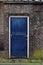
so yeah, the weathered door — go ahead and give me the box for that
[9,16,29,58]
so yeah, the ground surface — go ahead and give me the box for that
[0,63,43,65]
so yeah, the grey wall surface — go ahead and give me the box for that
[0,1,43,58]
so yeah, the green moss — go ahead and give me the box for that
[33,50,43,60]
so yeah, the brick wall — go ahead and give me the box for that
[0,1,43,58]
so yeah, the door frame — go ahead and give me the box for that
[9,16,29,58]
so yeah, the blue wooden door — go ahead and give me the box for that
[10,17,27,58]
